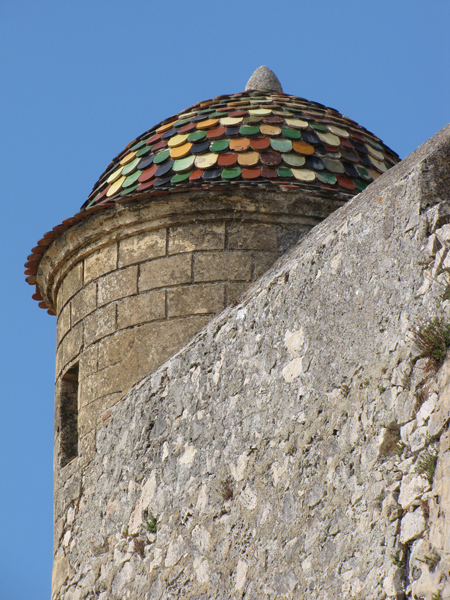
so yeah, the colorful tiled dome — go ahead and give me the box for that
[25,67,400,307]
[82,76,399,211]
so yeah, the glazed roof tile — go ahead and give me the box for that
[26,87,400,312]
[78,90,399,211]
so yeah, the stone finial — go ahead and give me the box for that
[245,66,283,93]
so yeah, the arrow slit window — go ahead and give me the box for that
[59,363,79,467]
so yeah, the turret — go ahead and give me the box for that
[25,69,399,583]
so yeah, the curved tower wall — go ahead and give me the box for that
[37,189,344,477]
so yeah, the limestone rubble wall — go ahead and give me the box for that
[53,125,450,600]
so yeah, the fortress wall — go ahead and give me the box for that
[53,126,450,599]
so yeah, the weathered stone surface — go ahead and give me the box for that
[135,316,212,369]
[70,282,97,325]
[58,262,83,309]
[97,266,138,306]
[118,229,166,267]
[84,243,117,284]
[83,303,116,346]
[398,473,428,508]
[227,222,278,251]
[96,327,135,372]
[252,250,280,278]
[227,282,249,305]
[52,551,72,597]
[193,251,252,282]
[245,65,283,92]
[383,565,404,598]
[59,322,83,374]
[139,254,191,291]
[52,126,450,600]
[79,364,125,408]
[78,392,122,437]
[169,223,225,254]
[167,283,225,317]
[78,345,97,380]
[400,509,427,544]
[117,289,166,329]
[416,393,438,426]
[57,302,71,346]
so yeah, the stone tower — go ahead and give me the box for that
[25,67,399,595]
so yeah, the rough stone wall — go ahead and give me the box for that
[53,125,450,600]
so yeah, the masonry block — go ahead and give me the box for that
[139,254,192,291]
[55,348,63,379]
[78,345,98,380]
[57,302,71,347]
[79,363,125,409]
[97,328,136,372]
[137,316,212,375]
[117,289,166,329]
[71,282,97,325]
[167,283,225,317]
[169,223,225,254]
[60,322,83,374]
[119,229,166,267]
[97,266,138,307]
[78,401,98,438]
[84,244,117,284]
[84,304,116,347]
[193,251,252,282]
[227,222,278,251]
[58,262,83,310]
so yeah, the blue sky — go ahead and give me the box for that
[1,2,449,598]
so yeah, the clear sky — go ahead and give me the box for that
[1,2,449,599]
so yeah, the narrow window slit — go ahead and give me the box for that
[59,363,79,467]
